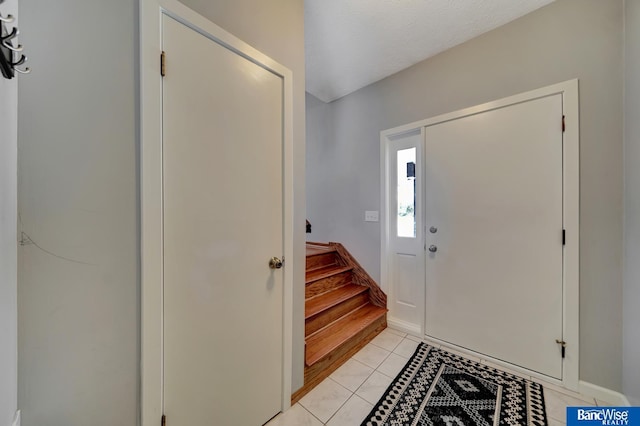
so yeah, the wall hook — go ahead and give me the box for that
[11,54,25,67]
[0,3,30,79]
[2,40,22,52]
[1,25,16,40]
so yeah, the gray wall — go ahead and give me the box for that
[306,0,624,392]
[306,93,333,243]
[17,2,305,426]
[0,1,18,424]
[623,0,640,406]
[178,0,307,394]
[18,1,138,425]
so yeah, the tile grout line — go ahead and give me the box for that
[370,341,401,353]
[324,377,366,425]
[351,362,377,396]
[298,402,326,425]
[322,377,353,425]
[349,339,402,408]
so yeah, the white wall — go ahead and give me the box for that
[0,1,18,424]
[623,0,640,406]
[306,0,625,392]
[17,1,138,425]
[178,0,306,393]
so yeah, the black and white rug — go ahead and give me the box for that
[361,343,547,426]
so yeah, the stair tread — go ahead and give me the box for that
[306,265,353,283]
[306,244,337,257]
[305,284,368,319]
[306,261,339,274]
[305,304,387,366]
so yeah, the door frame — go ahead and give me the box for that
[380,80,579,391]
[140,1,295,425]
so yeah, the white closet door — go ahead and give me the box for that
[162,14,284,425]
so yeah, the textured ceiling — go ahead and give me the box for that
[305,0,555,102]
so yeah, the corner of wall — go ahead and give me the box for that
[11,410,20,426]
[579,381,631,406]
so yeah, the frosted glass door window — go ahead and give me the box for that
[397,148,416,238]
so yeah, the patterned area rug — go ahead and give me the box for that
[361,343,547,426]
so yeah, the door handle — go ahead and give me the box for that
[269,257,283,269]
[428,245,438,253]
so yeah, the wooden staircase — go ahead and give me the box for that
[292,242,387,402]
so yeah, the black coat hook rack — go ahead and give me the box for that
[0,0,30,79]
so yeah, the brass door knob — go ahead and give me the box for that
[269,257,283,269]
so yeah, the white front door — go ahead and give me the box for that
[424,94,564,379]
[162,14,284,425]
[383,130,425,335]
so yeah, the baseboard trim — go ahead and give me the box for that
[387,317,422,337]
[579,381,630,406]
[11,410,20,426]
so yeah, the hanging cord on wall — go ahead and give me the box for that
[0,0,30,79]
[18,215,95,266]
[19,231,95,266]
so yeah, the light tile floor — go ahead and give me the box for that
[267,327,608,426]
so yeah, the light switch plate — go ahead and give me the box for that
[365,211,379,222]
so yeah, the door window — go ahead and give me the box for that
[397,147,416,238]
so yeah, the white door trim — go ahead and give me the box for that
[140,1,295,425]
[380,80,579,391]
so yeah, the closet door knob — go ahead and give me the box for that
[269,257,283,269]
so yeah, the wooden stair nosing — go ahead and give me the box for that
[305,303,388,366]
[305,265,353,284]
[305,290,370,337]
[306,253,339,273]
[306,246,337,255]
[305,284,368,319]
[305,260,341,275]
[306,243,335,250]
[305,270,354,299]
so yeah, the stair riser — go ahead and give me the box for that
[293,317,387,403]
[305,271,352,299]
[306,252,338,271]
[305,292,370,337]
